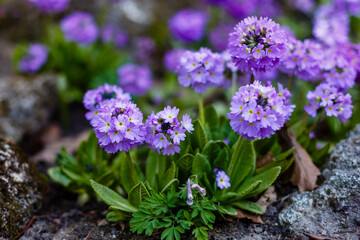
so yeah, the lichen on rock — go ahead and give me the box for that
[0,138,46,239]
[279,124,360,239]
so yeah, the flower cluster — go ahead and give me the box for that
[117,64,153,96]
[145,106,193,155]
[134,37,155,64]
[90,99,146,153]
[228,16,287,73]
[83,84,131,123]
[27,0,69,13]
[168,9,207,44]
[101,24,128,47]
[227,81,294,140]
[163,49,185,73]
[186,179,206,206]
[209,24,233,52]
[214,169,231,189]
[280,38,323,81]
[18,44,48,74]
[304,83,353,123]
[60,12,98,45]
[177,47,225,93]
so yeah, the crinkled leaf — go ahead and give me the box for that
[190,120,208,152]
[106,211,129,222]
[232,200,263,214]
[128,182,150,208]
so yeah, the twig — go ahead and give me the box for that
[16,215,37,239]
[84,227,96,240]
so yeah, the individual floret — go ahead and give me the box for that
[227,81,295,140]
[18,44,48,74]
[215,170,231,189]
[145,106,193,155]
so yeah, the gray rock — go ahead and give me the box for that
[0,138,46,239]
[279,125,360,239]
[0,74,57,142]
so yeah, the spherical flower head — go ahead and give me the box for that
[27,0,69,13]
[101,24,128,47]
[209,24,233,51]
[280,38,323,81]
[304,83,353,123]
[91,99,146,153]
[321,45,357,91]
[177,47,225,93]
[163,48,186,73]
[83,84,131,123]
[168,9,207,43]
[227,80,295,140]
[117,64,153,96]
[228,16,288,74]
[18,43,48,74]
[215,170,231,189]
[60,11,98,45]
[145,106,193,156]
[313,3,349,46]
[134,37,155,64]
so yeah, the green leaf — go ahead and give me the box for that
[233,180,262,202]
[242,166,281,198]
[145,151,159,190]
[274,147,295,161]
[255,156,294,175]
[106,211,129,222]
[191,153,212,180]
[119,153,137,193]
[190,120,208,151]
[47,167,72,187]
[161,179,179,193]
[159,161,177,191]
[90,180,137,212]
[192,226,209,240]
[228,138,256,191]
[61,167,88,184]
[312,143,330,167]
[204,105,219,126]
[128,182,151,208]
[175,154,194,177]
[232,200,263,214]
[217,205,238,216]
[202,140,230,170]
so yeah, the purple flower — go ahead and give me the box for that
[145,106,193,156]
[163,49,186,72]
[215,170,231,189]
[177,47,225,93]
[227,81,295,140]
[294,0,315,13]
[101,24,128,47]
[222,50,238,73]
[209,24,233,51]
[313,3,349,46]
[117,64,153,96]
[83,84,131,123]
[191,184,206,196]
[134,37,155,64]
[18,44,48,74]
[90,99,146,153]
[304,83,353,123]
[168,9,207,43]
[224,0,281,20]
[280,38,323,81]
[27,0,69,13]
[186,179,193,205]
[60,11,98,45]
[228,16,288,74]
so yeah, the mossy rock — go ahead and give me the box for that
[0,138,46,239]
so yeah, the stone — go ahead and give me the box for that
[0,138,46,239]
[0,74,57,142]
[279,125,360,240]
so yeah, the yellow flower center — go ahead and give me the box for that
[106,123,110,127]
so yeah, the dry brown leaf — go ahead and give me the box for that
[235,209,264,224]
[31,130,89,164]
[278,126,321,192]
[256,186,277,213]
[256,151,275,169]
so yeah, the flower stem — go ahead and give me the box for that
[250,73,255,84]
[306,110,325,135]
[125,151,139,184]
[287,73,295,90]
[198,95,205,125]
[231,71,238,95]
